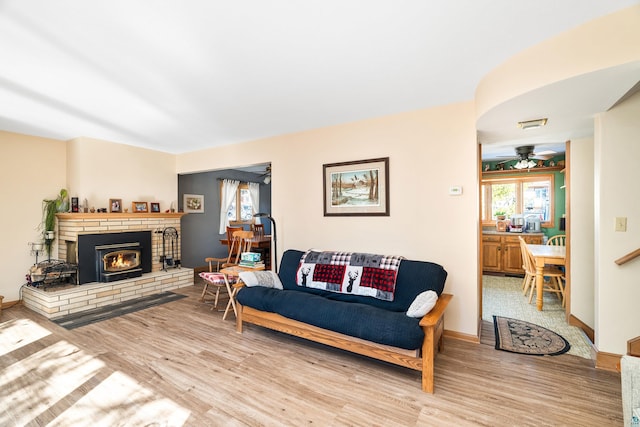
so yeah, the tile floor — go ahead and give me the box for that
[482,274,593,359]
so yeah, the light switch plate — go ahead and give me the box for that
[449,186,463,196]
[615,217,627,232]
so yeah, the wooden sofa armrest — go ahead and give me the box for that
[418,293,452,393]
[419,293,452,328]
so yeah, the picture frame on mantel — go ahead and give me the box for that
[150,202,160,213]
[109,198,122,213]
[184,194,204,213]
[323,157,390,216]
[132,201,148,213]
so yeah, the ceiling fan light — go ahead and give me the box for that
[513,159,527,169]
[517,118,548,130]
[527,159,537,168]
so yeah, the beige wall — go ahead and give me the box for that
[0,131,67,301]
[67,137,177,212]
[178,102,481,336]
[569,137,595,328]
[594,91,640,354]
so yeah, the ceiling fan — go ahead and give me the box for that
[497,145,554,169]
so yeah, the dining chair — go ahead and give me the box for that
[518,237,535,296]
[547,234,566,246]
[226,230,255,266]
[198,227,246,309]
[251,223,269,265]
[520,237,566,307]
[252,223,265,237]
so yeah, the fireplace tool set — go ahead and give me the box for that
[161,227,181,271]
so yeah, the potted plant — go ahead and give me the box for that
[495,210,507,220]
[41,188,69,258]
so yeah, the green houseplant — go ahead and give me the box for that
[41,188,69,258]
[495,210,507,220]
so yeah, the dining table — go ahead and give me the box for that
[219,234,271,248]
[526,244,566,311]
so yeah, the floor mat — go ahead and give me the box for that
[493,315,570,356]
[52,291,187,330]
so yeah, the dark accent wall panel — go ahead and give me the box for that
[178,169,271,269]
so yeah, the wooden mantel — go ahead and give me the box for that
[56,212,187,220]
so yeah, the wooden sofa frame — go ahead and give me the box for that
[236,293,452,393]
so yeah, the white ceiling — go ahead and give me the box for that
[1,1,638,155]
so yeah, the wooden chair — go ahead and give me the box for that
[518,237,535,296]
[547,234,566,246]
[519,237,566,307]
[199,260,228,309]
[251,223,269,265]
[252,223,265,237]
[198,227,245,309]
[201,226,243,274]
[226,230,255,266]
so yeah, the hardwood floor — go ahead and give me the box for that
[1,284,623,426]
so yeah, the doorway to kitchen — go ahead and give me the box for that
[478,141,592,358]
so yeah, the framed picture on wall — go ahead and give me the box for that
[150,202,160,213]
[184,194,204,213]
[132,201,148,213]
[323,157,389,216]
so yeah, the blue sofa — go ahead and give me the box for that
[236,249,452,393]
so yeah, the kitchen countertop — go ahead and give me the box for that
[483,231,544,236]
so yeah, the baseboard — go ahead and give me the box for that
[568,314,595,342]
[444,329,480,344]
[193,265,209,274]
[596,351,622,372]
[2,299,21,309]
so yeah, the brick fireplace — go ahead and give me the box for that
[22,212,194,319]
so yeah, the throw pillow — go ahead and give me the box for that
[238,270,283,290]
[406,290,438,318]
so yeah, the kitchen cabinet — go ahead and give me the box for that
[482,233,543,274]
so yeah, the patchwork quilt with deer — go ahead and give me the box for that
[296,250,403,301]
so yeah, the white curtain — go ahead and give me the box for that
[219,179,240,234]
[248,182,260,224]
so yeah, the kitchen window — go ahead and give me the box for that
[481,174,555,227]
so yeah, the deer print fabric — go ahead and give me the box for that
[296,250,403,301]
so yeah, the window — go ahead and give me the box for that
[481,174,554,227]
[226,183,254,224]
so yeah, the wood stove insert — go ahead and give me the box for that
[77,231,152,284]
